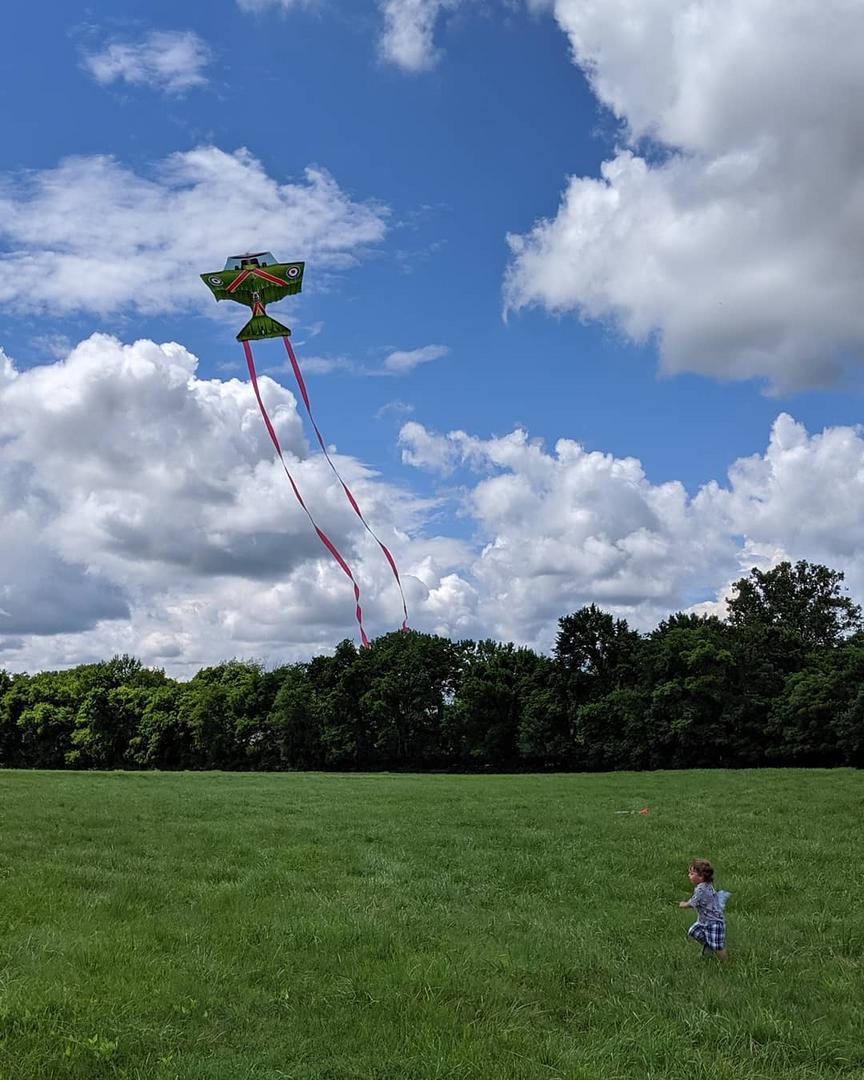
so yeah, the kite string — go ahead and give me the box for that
[282,336,410,631]
[242,339,370,648]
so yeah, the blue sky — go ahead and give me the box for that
[2,0,863,672]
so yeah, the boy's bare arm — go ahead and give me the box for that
[678,900,692,908]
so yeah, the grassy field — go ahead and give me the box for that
[0,769,862,1080]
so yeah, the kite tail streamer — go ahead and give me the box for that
[242,340,370,648]
[283,336,410,631]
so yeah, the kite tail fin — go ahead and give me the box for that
[237,313,292,342]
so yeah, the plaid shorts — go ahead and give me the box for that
[688,920,726,950]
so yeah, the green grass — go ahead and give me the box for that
[0,769,862,1080]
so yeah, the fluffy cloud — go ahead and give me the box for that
[1,471,129,636]
[400,413,864,646]
[399,421,485,474]
[0,147,387,317]
[0,336,424,673]
[700,414,864,592]
[378,0,463,72]
[400,422,735,642]
[3,336,863,673]
[325,0,864,386]
[232,0,460,70]
[505,0,864,389]
[234,0,461,71]
[81,30,213,94]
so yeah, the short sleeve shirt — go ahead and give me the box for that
[689,882,725,925]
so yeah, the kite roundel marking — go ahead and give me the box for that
[209,276,223,285]
[286,266,300,279]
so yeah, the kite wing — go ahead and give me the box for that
[200,262,305,305]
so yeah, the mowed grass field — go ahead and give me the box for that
[1,770,862,1080]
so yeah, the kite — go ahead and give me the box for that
[201,253,409,645]
[201,252,304,342]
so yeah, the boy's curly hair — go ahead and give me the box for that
[690,859,714,882]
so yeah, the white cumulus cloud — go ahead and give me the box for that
[3,338,864,672]
[505,0,864,389]
[0,336,423,673]
[400,413,864,647]
[400,422,735,642]
[700,413,864,583]
[0,147,388,318]
[81,30,213,94]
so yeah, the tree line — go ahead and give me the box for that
[1,561,862,772]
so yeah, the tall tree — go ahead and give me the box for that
[356,631,464,769]
[555,605,642,692]
[0,672,23,765]
[127,684,189,770]
[182,660,270,768]
[262,664,323,770]
[12,670,83,768]
[573,686,653,771]
[768,638,864,766]
[724,562,862,761]
[66,685,154,768]
[315,640,367,769]
[554,606,643,765]
[645,614,740,767]
[516,658,573,769]
[448,640,541,768]
[726,561,862,651]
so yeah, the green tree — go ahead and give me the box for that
[181,660,271,769]
[727,561,862,652]
[644,614,740,767]
[314,640,367,769]
[553,606,644,767]
[448,640,541,768]
[555,605,642,696]
[356,631,464,769]
[66,685,154,769]
[127,684,189,769]
[0,672,25,765]
[17,700,76,768]
[13,670,83,767]
[261,664,323,770]
[516,658,573,769]
[721,562,862,761]
[573,686,653,771]
[768,639,864,765]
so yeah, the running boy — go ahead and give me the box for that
[679,859,730,959]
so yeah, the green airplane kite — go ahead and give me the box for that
[201,252,305,341]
